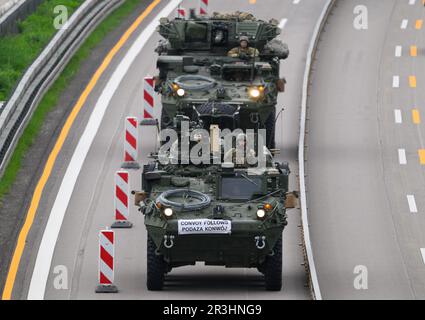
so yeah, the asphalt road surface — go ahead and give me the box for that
[7,0,330,300]
[307,0,425,299]
[0,0,13,7]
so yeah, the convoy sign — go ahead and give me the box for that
[178,219,232,235]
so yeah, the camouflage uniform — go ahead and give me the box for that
[227,46,260,58]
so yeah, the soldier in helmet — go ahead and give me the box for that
[227,36,260,60]
[224,133,257,166]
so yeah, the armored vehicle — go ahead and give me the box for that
[134,116,292,291]
[154,11,289,148]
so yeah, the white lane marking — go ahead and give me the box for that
[409,0,416,5]
[407,195,418,213]
[421,248,425,264]
[27,0,183,300]
[395,109,403,123]
[299,0,334,301]
[279,18,288,30]
[293,0,301,4]
[398,149,407,165]
[393,76,400,88]
[401,19,409,29]
[395,45,402,57]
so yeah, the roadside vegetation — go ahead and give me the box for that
[0,0,83,101]
[0,0,145,201]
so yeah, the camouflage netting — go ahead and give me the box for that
[211,12,280,26]
[263,39,290,58]
[211,11,257,21]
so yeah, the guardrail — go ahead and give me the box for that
[0,0,21,17]
[0,0,44,36]
[0,0,124,177]
[299,0,336,300]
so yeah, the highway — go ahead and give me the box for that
[0,0,17,17]
[0,0,15,8]
[0,0,20,13]
[3,0,331,300]
[307,0,425,299]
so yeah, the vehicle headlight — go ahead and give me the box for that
[164,207,173,218]
[248,86,264,99]
[256,209,266,219]
[176,88,185,97]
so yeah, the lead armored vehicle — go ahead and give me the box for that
[154,11,289,148]
[134,116,292,291]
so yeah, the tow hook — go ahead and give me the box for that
[250,113,259,124]
[255,236,266,250]
[164,235,175,249]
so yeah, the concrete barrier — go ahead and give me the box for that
[299,0,336,300]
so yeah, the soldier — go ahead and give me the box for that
[227,36,259,60]
[224,133,257,166]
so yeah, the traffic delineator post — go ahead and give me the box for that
[95,229,118,293]
[121,117,140,169]
[111,171,133,229]
[177,6,186,19]
[140,77,157,126]
[200,0,208,15]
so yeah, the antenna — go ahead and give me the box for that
[250,37,258,83]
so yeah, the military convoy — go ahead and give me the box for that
[134,11,292,291]
[154,11,289,148]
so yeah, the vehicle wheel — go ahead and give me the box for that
[265,109,276,149]
[147,236,166,291]
[264,235,282,291]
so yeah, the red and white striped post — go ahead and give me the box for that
[111,171,133,229]
[95,229,118,293]
[200,0,208,15]
[143,76,155,119]
[177,6,186,19]
[122,116,140,169]
[140,76,157,126]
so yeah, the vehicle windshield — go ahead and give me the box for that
[185,22,208,43]
[220,176,263,200]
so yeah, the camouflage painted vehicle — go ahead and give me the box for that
[134,117,292,291]
[154,11,289,148]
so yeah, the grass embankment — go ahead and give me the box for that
[0,0,147,201]
[0,0,83,101]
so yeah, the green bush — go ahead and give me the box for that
[0,0,145,200]
[0,0,83,101]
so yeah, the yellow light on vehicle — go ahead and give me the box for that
[249,87,261,99]
[172,83,180,91]
[249,86,264,99]
[264,203,273,211]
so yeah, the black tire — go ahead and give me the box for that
[265,109,276,149]
[147,236,166,291]
[264,235,282,291]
